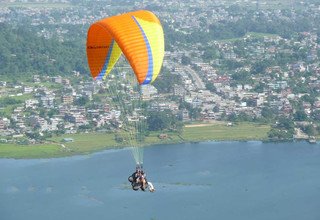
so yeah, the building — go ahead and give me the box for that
[62,95,74,104]
[141,85,158,100]
[174,84,186,97]
[25,99,39,109]
[179,110,190,121]
[0,118,10,130]
[66,113,88,126]
[40,95,55,108]
[23,86,34,94]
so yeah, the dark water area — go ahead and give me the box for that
[1,141,320,220]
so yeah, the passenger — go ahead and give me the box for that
[139,175,147,191]
[128,167,155,192]
[128,168,142,183]
[128,170,137,183]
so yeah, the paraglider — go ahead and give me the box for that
[128,165,155,192]
[86,10,164,84]
[86,10,164,192]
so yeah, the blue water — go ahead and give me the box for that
[1,141,320,220]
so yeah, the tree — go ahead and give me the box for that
[147,110,177,131]
[179,101,191,111]
[253,82,266,93]
[78,124,93,131]
[222,60,243,70]
[261,107,277,119]
[25,131,41,140]
[0,23,88,77]
[301,95,316,105]
[189,107,201,120]
[153,67,181,93]
[213,105,220,113]
[39,108,46,118]
[268,128,293,141]
[205,82,216,93]
[175,121,184,135]
[202,48,219,61]
[74,97,89,106]
[114,134,124,143]
[277,116,294,130]
[55,123,65,135]
[227,113,237,122]
[48,108,59,118]
[181,55,191,65]
[251,61,268,75]
[293,110,308,121]
[231,71,252,84]
[302,125,318,136]
[0,97,22,106]
[311,110,320,121]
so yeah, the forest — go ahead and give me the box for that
[0,23,87,77]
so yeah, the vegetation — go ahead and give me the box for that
[0,143,63,159]
[147,110,176,131]
[165,8,320,47]
[1,1,319,160]
[153,67,181,93]
[268,117,295,141]
[0,122,271,158]
[183,122,270,141]
[0,2,73,8]
[0,23,87,77]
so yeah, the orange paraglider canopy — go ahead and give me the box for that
[86,10,164,85]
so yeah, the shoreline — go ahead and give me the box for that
[3,122,316,159]
[1,138,318,161]
[0,139,262,160]
[0,138,265,160]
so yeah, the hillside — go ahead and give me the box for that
[0,23,87,77]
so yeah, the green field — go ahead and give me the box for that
[182,122,270,141]
[0,143,63,159]
[49,133,119,153]
[0,122,271,159]
[0,94,33,116]
[49,131,183,152]
[246,32,279,38]
[0,93,33,102]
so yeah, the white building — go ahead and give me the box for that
[141,85,158,100]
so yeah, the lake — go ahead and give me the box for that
[1,141,320,220]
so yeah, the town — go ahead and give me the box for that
[1,0,320,145]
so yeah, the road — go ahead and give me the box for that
[184,65,206,90]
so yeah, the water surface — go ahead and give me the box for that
[1,141,320,220]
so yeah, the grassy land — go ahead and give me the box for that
[246,32,279,38]
[23,81,64,90]
[0,105,18,116]
[2,93,33,101]
[0,143,63,159]
[49,133,119,153]
[182,122,270,141]
[49,131,183,153]
[0,122,271,159]
[0,94,33,116]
